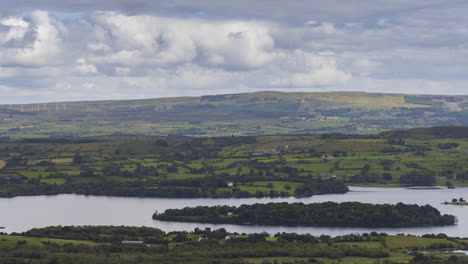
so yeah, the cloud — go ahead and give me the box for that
[0,11,64,67]
[75,58,98,74]
[1,2,468,103]
[1,0,455,23]
[86,12,277,69]
[82,82,95,89]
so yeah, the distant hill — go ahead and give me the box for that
[1,91,468,138]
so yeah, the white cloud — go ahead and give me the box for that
[0,11,64,67]
[75,58,98,74]
[54,81,72,91]
[287,51,351,86]
[86,13,277,69]
[304,20,318,25]
[87,42,111,52]
[0,17,30,42]
[0,17,29,28]
[2,2,468,103]
[350,59,381,77]
[82,82,95,89]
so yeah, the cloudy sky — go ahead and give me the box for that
[1,0,468,103]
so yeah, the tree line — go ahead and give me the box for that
[1,226,466,264]
[0,177,347,198]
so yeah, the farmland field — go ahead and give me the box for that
[2,91,468,138]
[1,126,468,198]
[0,226,466,264]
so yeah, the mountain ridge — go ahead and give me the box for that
[4,90,468,105]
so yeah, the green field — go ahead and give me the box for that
[0,235,100,247]
[1,226,467,264]
[2,91,468,138]
[2,126,468,198]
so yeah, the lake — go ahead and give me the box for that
[1,186,468,237]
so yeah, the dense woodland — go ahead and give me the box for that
[154,202,456,227]
[0,226,467,264]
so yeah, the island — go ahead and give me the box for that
[444,198,468,205]
[153,202,456,227]
[444,202,468,205]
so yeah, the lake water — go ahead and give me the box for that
[452,250,468,255]
[1,186,468,237]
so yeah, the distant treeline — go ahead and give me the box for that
[320,126,468,140]
[16,226,391,245]
[380,126,468,139]
[0,178,347,198]
[154,202,456,227]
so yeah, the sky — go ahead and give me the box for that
[1,0,468,103]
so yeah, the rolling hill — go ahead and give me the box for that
[1,91,468,138]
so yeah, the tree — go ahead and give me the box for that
[173,233,188,242]
[73,153,86,164]
[446,181,454,189]
[399,171,435,186]
[448,255,458,263]
[382,173,393,181]
[437,143,459,149]
[361,164,371,176]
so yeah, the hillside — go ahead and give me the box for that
[1,91,468,138]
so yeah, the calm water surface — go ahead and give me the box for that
[1,187,468,237]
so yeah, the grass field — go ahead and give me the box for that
[0,235,100,247]
[3,127,468,198]
[2,230,467,264]
[1,91,468,138]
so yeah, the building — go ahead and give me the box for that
[122,241,144,245]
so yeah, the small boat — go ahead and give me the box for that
[0,227,5,229]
